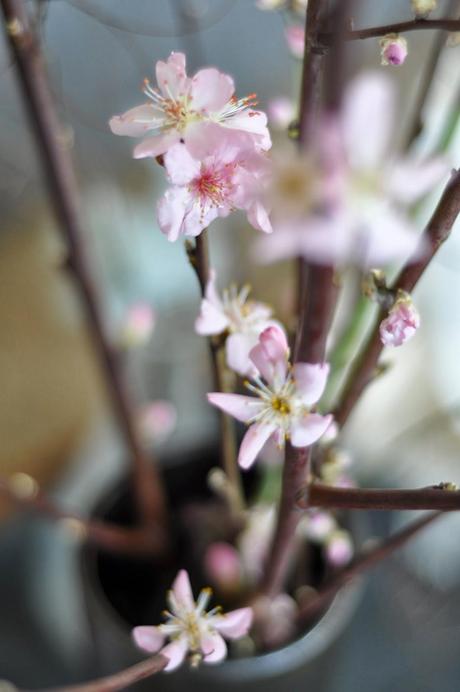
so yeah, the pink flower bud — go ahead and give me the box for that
[285,25,305,59]
[259,325,289,361]
[204,542,242,591]
[119,303,155,348]
[380,34,408,66]
[379,292,420,347]
[326,530,354,567]
[137,401,176,445]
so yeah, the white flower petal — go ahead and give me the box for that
[293,362,330,406]
[290,413,333,447]
[238,423,277,469]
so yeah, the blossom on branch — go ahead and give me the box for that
[208,326,333,469]
[109,52,271,159]
[195,269,280,376]
[157,135,272,241]
[379,291,420,347]
[380,34,408,66]
[133,570,252,671]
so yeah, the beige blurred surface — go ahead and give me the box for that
[0,214,105,517]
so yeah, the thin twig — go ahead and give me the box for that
[319,18,460,43]
[187,232,244,512]
[335,168,460,428]
[299,482,460,511]
[0,0,167,537]
[0,477,163,555]
[37,655,168,692]
[297,511,442,625]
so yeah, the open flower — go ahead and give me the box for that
[208,326,333,469]
[157,136,271,241]
[195,269,280,376]
[109,52,271,160]
[255,72,448,268]
[133,570,252,672]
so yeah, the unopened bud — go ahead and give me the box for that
[379,291,420,347]
[60,517,88,542]
[326,530,354,567]
[411,0,437,17]
[8,473,38,500]
[380,34,408,66]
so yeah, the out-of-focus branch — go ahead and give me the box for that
[320,18,460,43]
[297,511,442,625]
[0,0,167,538]
[334,168,460,428]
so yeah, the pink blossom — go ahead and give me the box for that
[109,52,271,160]
[137,401,177,445]
[204,542,242,591]
[208,325,333,469]
[267,97,295,130]
[157,137,272,241]
[326,530,354,567]
[380,34,408,66]
[195,269,280,376]
[119,303,155,348]
[255,72,449,267]
[379,291,420,347]
[133,570,252,671]
[285,25,305,58]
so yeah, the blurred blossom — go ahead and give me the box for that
[133,570,252,670]
[285,24,305,58]
[253,593,298,648]
[137,400,177,445]
[379,291,420,347]
[208,326,332,469]
[195,269,281,376]
[267,97,296,130]
[320,448,354,487]
[110,52,271,160]
[446,32,460,47]
[380,34,408,66]
[256,72,448,267]
[204,542,242,591]
[256,0,287,9]
[157,136,272,241]
[119,303,155,348]
[326,530,354,567]
[303,511,336,541]
[411,0,437,17]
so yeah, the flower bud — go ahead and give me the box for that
[267,97,295,130]
[119,303,155,348]
[204,542,242,592]
[326,530,354,567]
[411,0,437,17]
[380,34,408,66]
[379,291,420,347]
[285,25,305,59]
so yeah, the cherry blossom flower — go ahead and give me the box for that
[118,303,155,348]
[109,52,271,160]
[195,269,280,376]
[255,72,448,267]
[133,570,252,671]
[380,34,408,66]
[208,325,333,469]
[157,136,272,241]
[379,291,420,347]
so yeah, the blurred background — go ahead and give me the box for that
[0,0,459,689]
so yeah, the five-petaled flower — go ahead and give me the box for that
[208,325,333,469]
[109,52,271,160]
[133,570,252,672]
[157,134,272,241]
[195,269,280,376]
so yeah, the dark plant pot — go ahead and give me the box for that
[80,449,365,692]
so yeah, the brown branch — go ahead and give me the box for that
[297,511,442,625]
[38,655,168,692]
[319,18,460,43]
[335,168,460,428]
[187,232,244,512]
[299,482,460,511]
[0,0,167,536]
[0,477,163,556]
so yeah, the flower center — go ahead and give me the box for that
[143,79,200,133]
[270,396,291,415]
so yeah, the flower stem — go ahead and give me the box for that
[187,232,245,513]
[334,168,460,428]
[319,18,460,44]
[297,511,442,625]
[0,0,167,539]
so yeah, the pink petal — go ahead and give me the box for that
[132,626,164,653]
[247,200,272,233]
[207,393,264,423]
[223,110,271,150]
[181,203,219,237]
[293,363,330,406]
[213,608,253,638]
[172,569,194,610]
[161,637,188,672]
[249,325,289,386]
[191,68,235,112]
[386,157,449,204]
[155,52,189,100]
[238,423,278,469]
[109,104,161,137]
[184,121,224,159]
[225,332,259,376]
[204,542,242,589]
[342,72,394,170]
[205,268,223,306]
[195,299,229,335]
[290,413,333,448]
[133,132,180,159]
[156,187,192,242]
[164,143,201,185]
[201,631,227,664]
